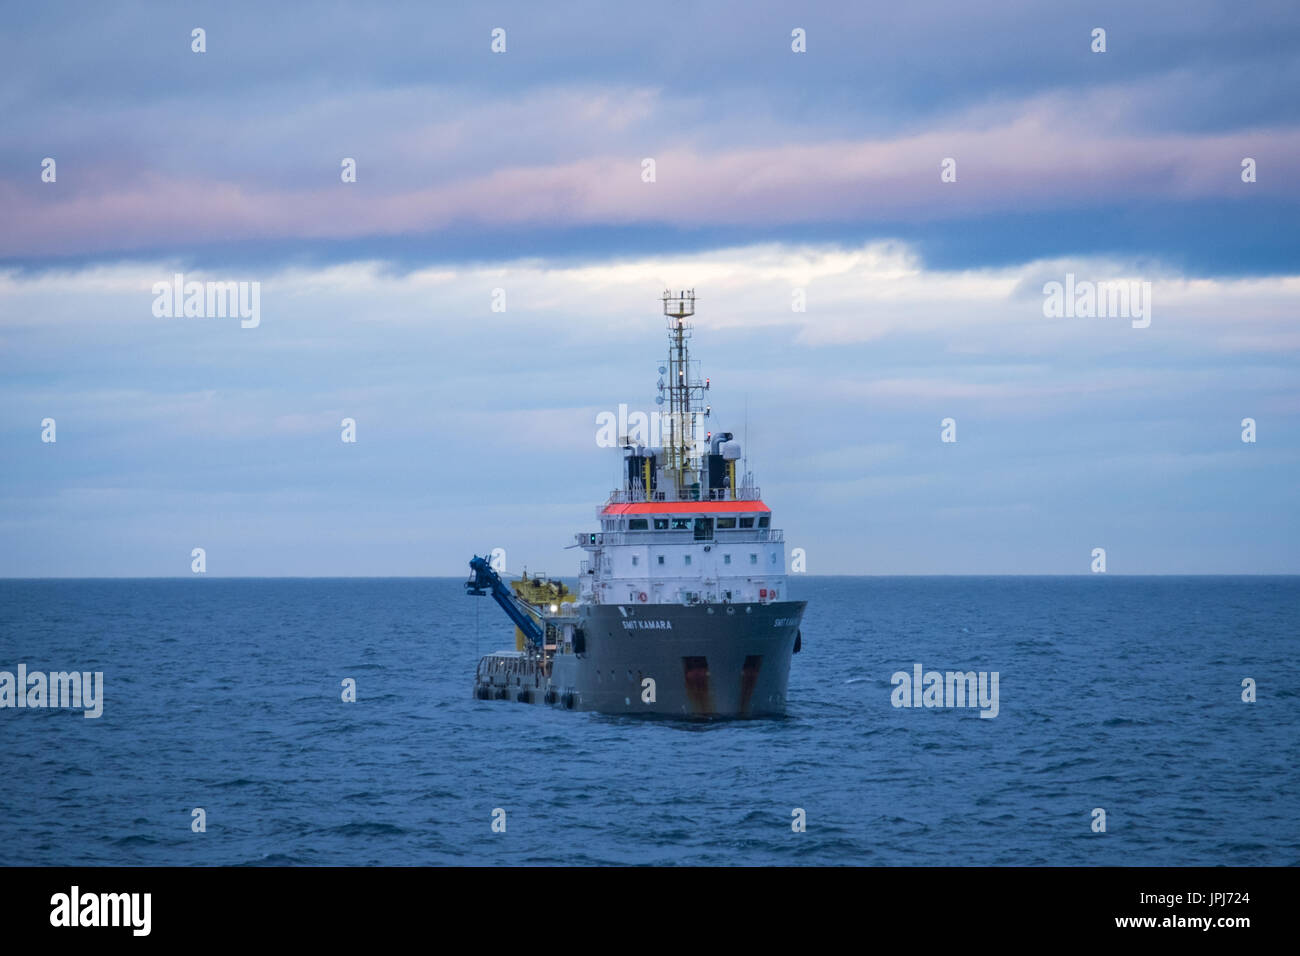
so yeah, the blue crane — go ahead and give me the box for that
[464,555,545,649]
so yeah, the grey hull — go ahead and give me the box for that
[475,601,805,718]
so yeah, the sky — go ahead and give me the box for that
[1,0,1297,575]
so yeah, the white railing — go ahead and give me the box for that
[605,486,762,504]
[577,528,783,547]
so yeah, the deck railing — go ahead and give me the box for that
[605,486,761,504]
[577,528,783,547]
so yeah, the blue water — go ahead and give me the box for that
[1,577,1296,866]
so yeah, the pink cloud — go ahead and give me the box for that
[4,111,1297,257]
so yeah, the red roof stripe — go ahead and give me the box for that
[601,500,770,515]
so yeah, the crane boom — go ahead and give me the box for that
[464,555,545,649]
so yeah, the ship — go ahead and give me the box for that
[466,290,805,717]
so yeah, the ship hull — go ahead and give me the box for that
[475,601,805,718]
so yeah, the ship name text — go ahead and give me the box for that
[622,620,674,630]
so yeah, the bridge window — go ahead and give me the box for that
[671,518,690,530]
[758,516,770,528]
[693,517,714,541]
[716,517,736,529]
[628,518,649,530]
[739,517,754,528]
[653,518,669,530]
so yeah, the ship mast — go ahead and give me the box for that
[660,289,709,498]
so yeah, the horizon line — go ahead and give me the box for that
[2,573,1297,581]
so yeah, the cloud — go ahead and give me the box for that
[4,84,1298,261]
[2,243,1296,363]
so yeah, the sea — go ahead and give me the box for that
[1,576,1296,866]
